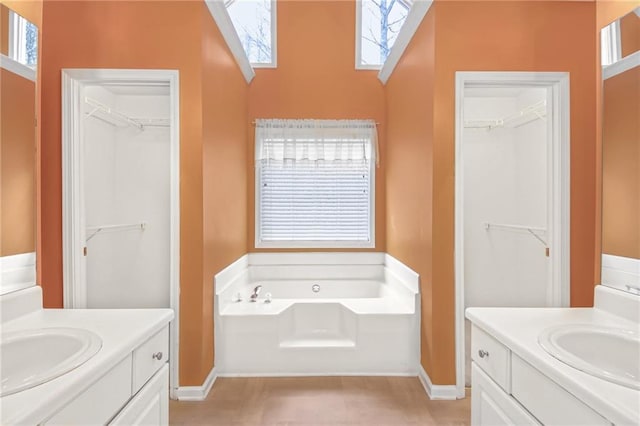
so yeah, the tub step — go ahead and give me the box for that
[279,337,356,348]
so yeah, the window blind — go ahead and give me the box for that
[255,119,376,246]
[258,159,371,243]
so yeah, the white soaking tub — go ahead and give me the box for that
[213,254,420,376]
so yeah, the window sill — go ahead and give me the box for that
[255,240,375,250]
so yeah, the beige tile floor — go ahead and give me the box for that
[170,377,471,426]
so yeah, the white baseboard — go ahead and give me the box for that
[418,366,458,400]
[176,366,217,401]
[217,371,417,378]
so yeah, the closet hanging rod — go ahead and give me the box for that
[84,96,144,130]
[86,222,147,242]
[84,97,170,130]
[483,222,546,233]
[134,117,171,128]
[483,222,547,247]
[464,99,546,130]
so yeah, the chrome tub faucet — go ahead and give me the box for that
[250,285,262,302]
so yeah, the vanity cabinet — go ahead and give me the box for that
[111,365,168,425]
[471,325,612,426]
[43,326,169,426]
[472,363,540,425]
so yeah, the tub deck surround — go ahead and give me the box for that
[466,286,640,425]
[0,286,174,425]
[214,253,420,377]
[221,280,416,316]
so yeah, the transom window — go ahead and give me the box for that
[357,0,410,69]
[226,0,276,67]
[8,10,38,68]
[255,119,377,248]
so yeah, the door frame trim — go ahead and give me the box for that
[61,68,181,398]
[454,71,571,398]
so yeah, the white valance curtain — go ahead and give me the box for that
[255,119,379,166]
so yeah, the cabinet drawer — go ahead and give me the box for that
[132,326,169,393]
[511,355,610,426]
[45,355,132,425]
[471,325,511,392]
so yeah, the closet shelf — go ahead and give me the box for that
[86,222,147,242]
[84,97,170,130]
[464,100,547,130]
[484,222,548,247]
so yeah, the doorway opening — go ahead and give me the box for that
[61,69,180,398]
[454,72,570,397]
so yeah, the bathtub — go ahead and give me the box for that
[214,253,420,376]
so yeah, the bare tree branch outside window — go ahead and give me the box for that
[361,0,409,65]
[225,0,409,67]
[227,0,272,64]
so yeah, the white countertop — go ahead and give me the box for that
[0,307,173,425]
[466,306,640,425]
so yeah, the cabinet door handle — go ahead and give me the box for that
[478,349,489,358]
[152,352,163,361]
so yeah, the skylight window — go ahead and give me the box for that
[8,10,38,68]
[357,0,410,69]
[226,0,276,67]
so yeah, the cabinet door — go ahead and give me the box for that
[472,363,539,426]
[110,364,169,426]
[45,356,133,426]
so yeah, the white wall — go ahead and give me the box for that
[463,88,548,309]
[513,89,549,304]
[462,88,548,386]
[84,87,170,308]
[84,86,118,305]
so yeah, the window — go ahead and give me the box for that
[8,10,38,67]
[226,0,276,67]
[255,120,377,248]
[601,19,621,67]
[357,0,410,69]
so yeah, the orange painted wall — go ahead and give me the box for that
[386,0,598,384]
[620,9,640,57]
[602,66,639,258]
[201,7,248,376]
[1,68,36,256]
[1,5,9,55]
[40,0,247,386]
[1,0,42,28]
[247,0,386,251]
[597,0,639,28]
[386,8,436,374]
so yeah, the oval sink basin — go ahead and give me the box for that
[1,327,102,397]
[539,324,640,390]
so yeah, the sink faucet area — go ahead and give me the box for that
[538,324,640,390]
[0,287,173,425]
[0,327,102,397]
[466,285,640,425]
